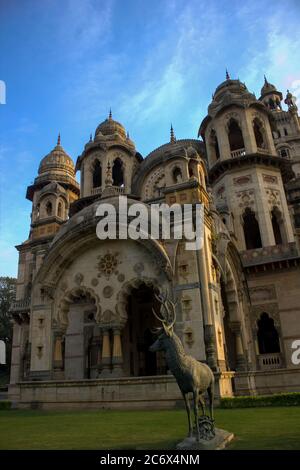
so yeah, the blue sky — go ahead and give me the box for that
[0,0,300,277]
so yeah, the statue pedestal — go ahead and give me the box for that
[176,428,234,450]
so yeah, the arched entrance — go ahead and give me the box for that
[122,283,167,377]
[56,288,101,380]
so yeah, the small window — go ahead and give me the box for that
[243,208,262,249]
[58,202,63,218]
[92,160,102,188]
[253,118,265,149]
[112,158,124,187]
[173,167,182,183]
[284,128,288,136]
[279,148,289,158]
[257,312,280,354]
[46,201,52,216]
[228,119,244,151]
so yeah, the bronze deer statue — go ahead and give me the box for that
[149,292,215,442]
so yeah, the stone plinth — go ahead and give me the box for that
[176,429,234,450]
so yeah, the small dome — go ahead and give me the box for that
[38,135,75,178]
[95,111,126,140]
[213,78,249,101]
[260,76,277,97]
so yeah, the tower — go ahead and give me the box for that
[74,111,142,210]
[199,75,294,252]
[9,137,79,383]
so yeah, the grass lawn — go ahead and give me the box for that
[0,407,300,450]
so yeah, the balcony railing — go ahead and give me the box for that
[10,297,30,312]
[258,353,282,370]
[230,148,246,158]
[241,242,299,267]
[91,187,103,195]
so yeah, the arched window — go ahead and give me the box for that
[280,148,289,158]
[92,160,102,188]
[257,312,280,354]
[284,128,288,136]
[172,167,182,183]
[210,129,220,161]
[253,118,265,149]
[112,158,124,187]
[271,207,284,245]
[58,202,63,218]
[36,203,40,219]
[268,98,275,110]
[242,207,262,249]
[228,119,244,152]
[277,129,281,138]
[46,201,52,217]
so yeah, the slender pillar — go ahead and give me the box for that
[111,328,124,377]
[100,328,111,376]
[198,232,218,370]
[230,322,247,371]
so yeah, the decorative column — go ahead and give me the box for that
[198,232,218,370]
[100,328,111,376]
[230,321,247,371]
[111,328,124,377]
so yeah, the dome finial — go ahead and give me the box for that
[226,69,230,80]
[89,133,93,142]
[57,133,61,146]
[109,108,112,120]
[264,74,269,85]
[170,124,176,143]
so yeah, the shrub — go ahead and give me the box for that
[220,392,300,408]
[0,401,11,410]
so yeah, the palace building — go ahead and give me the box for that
[9,75,300,408]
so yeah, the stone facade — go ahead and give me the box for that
[9,75,300,409]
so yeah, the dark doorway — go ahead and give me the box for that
[112,158,124,187]
[257,312,280,354]
[228,119,244,151]
[93,160,102,188]
[271,208,283,245]
[122,284,167,377]
[243,208,262,249]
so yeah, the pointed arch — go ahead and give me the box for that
[253,118,265,149]
[257,312,280,354]
[242,208,262,249]
[227,118,245,151]
[112,157,124,187]
[92,160,102,188]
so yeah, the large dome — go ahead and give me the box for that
[95,111,126,140]
[38,136,75,178]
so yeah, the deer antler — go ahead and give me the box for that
[153,291,177,330]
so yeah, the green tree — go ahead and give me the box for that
[0,277,16,375]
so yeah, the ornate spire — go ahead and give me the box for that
[109,108,112,120]
[170,124,176,143]
[264,74,268,85]
[89,133,93,142]
[226,69,230,80]
[57,133,61,146]
[126,131,130,140]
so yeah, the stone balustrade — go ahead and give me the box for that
[230,148,246,158]
[258,352,282,370]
